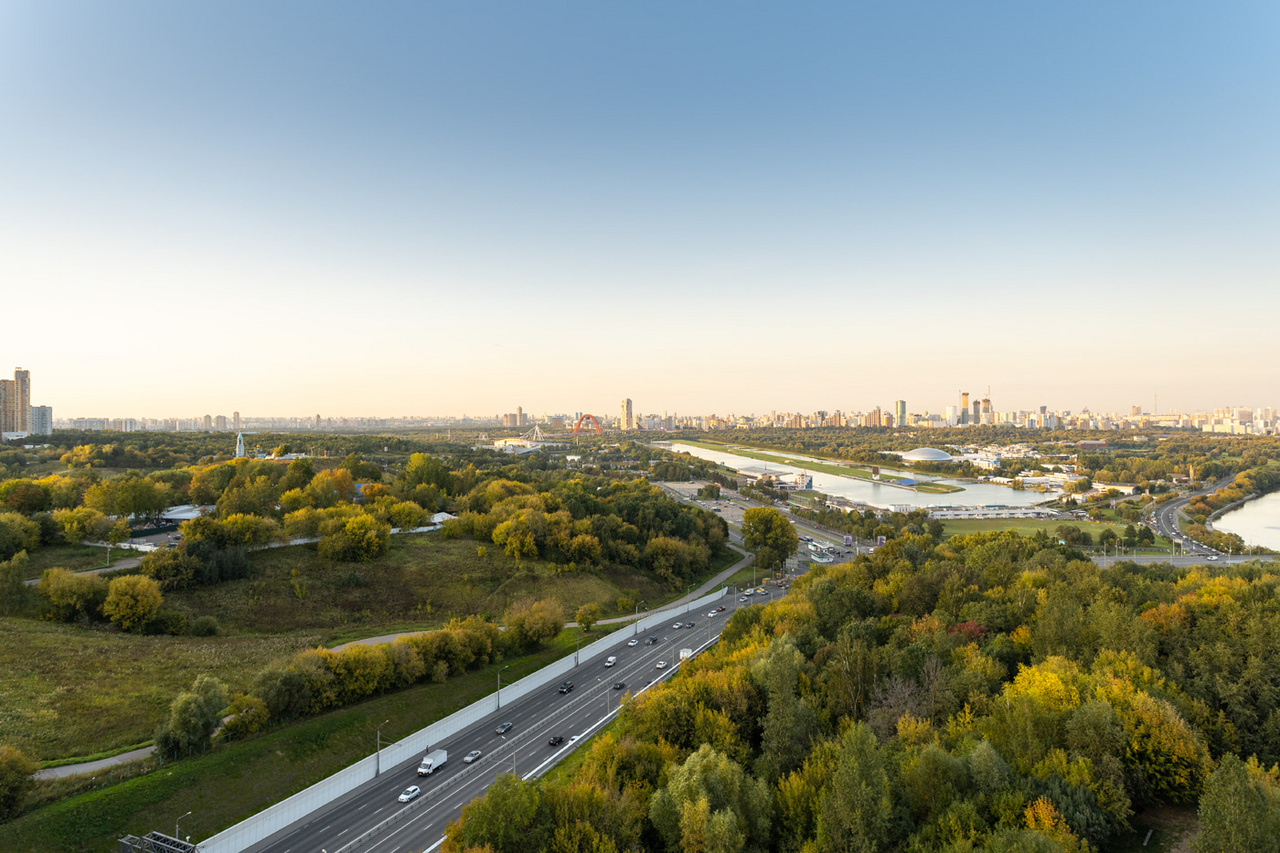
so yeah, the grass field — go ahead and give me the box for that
[17,543,113,580]
[0,619,317,761]
[941,518,1174,551]
[2,534,737,762]
[167,534,736,640]
[0,631,591,853]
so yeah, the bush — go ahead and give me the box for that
[189,615,221,636]
[140,547,203,591]
[220,693,269,741]
[146,608,188,636]
[103,574,164,632]
[0,744,37,820]
[0,512,40,561]
[38,568,108,622]
[319,513,391,562]
[154,675,229,759]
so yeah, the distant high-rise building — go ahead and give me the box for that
[621,398,633,431]
[314,414,321,429]
[215,414,228,431]
[973,400,981,424]
[233,411,241,432]
[202,414,213,431]
[960,392,970,425]
[29,405,53,436]
[894,400,907,427]
[1,368,32,433]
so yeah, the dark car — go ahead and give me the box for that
[496,721,513,735]
[612,681,626,690]
[558,681,574,694]
[548,736,564,746]
[685,621,696,628]
[645,636,659,645]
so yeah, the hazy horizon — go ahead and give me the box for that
[4,2,1278,418]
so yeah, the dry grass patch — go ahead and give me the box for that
[0,619,316,760]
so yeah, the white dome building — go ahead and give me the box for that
[902,447,953,463]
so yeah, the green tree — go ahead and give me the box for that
[319,513,391,561]
[0,550,29,617]
[38,567,108,622]
[814,723,894,852]
[0,744,37,820]
[0,512,40,561]
[505,598,564,649]
[1194,754,1280,853]
[649,744,771,853]
[741,507,798,575]
[443,772,548,853]
[103,574,163,632]
[155,674,229,759]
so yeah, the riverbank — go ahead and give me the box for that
[1210,489,1280,552]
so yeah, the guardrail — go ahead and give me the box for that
[202,587,728,853]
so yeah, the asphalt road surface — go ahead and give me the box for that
[1147,478,1230,557]
[244,591,780,853]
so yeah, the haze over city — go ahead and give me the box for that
[3,2,1278,418]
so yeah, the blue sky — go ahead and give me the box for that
[3,2,1277,419]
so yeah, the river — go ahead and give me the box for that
[1213,491,1280,551]
[666,442,1053,510]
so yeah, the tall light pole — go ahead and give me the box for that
[497,665,509,708]
[175,810,192,841]
[375,719,389,776]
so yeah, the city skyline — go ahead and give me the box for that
[4,3,1278,417]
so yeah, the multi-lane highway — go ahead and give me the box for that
[1147,478,1229,557]
[244,593,776,853]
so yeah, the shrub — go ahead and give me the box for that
[0,744,37,820]
[319,513,391,562]
[103,574,164,632]
[155,675,229,759]
[38,568,108,622]
[189,615,221,636]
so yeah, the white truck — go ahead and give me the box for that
[417,749,447,776]
[679,648,693,662]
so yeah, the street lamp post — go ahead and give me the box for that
[497,665,509,708]
[175,810,192,841]
[375,719,390,776]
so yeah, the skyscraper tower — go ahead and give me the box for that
[620,398,633,431]
[960,391,970,425]
[894,400,907,427]
[12,369,29,432]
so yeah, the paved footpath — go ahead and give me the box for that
[35,543,753,780]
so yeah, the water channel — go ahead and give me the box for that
[1213,491,1280,551]
[667,442,1053,510]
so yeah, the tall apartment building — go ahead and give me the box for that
[29,405,53,436]
[959,391,970,425]
[1,367,32,433]
[894,400,907,427]
[620,398,633,431]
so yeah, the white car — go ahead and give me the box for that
[1208,555,1219,561]
[656,660,667,669]
[672,622,683,629]
[605,656,617,667]
[627,639,639,647]
[398,785,421,803]
[463,749,482,764]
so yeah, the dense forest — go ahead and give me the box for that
[443,532,1280,852]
